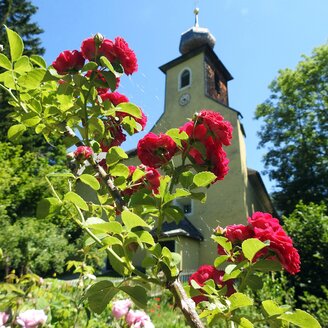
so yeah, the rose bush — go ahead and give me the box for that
[0,27,321,328]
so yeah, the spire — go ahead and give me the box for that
[194,7,199,27]
[179,8,216,55]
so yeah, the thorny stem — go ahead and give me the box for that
[168,279,205,328]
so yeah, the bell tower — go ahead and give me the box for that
[146,9,274,270]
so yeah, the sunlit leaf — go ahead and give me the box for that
[5,26,24,61]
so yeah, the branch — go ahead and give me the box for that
[64,126,126,212]
[168,279,205,328]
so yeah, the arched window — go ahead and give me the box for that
[179,68,191,90]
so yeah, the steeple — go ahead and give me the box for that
[179,8,216,55]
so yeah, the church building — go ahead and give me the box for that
[132,9,275,275]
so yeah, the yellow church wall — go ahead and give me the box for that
[175,237,200,272]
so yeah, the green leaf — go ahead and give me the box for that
[166,128,189,146]
[79,174,100,190]
[81,61,98,72]
[101,70,117,91]
[64,191,89,211]
[233,317,254,328]
[242,238,267,262]
[261,300,288,317]
[120,285,148,309]
[14,56,32,73]
[22,112,41,127]
[164,206,184,223]
[0,53,12,70]
[252,259,282,272]
[179,171,195,189]
[36,197,62,219]
[86,281,118,314]
[100,56,115,73]
[89,117,105,139]
[193,171,217,187]
[116,102,142,118]
[7,124,26,141]
[132,168,146,182]
[212,236,232,252]
[214,255,230,267]
[30,55,47,68]
[121,210,149,230]
[5,26,24,61]
[18,68,46,89]
[106,146,128,166]
[246,275,263,291]
[228,293,253,312]
[134,230,155,245]
[110,164,130,178]
[0,71,15,88]
[85,217,123,234]
[172,188,191,198]
[278,310,321,328]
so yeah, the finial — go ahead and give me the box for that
[194,8,199,27]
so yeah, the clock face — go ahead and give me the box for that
[179,93,191,106]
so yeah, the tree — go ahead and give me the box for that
[283,202,328,299]
[255,45,328,214]
[0,0,49,152]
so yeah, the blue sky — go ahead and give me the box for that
[32,0,328,193]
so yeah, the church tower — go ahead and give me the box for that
[148,9,274,273]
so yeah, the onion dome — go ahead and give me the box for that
[179,8,216,55]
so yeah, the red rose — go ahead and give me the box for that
[81,37,98,60]
[225,224,254,243]
[248,212,301,275]
[144,166,160,193]
[137,133,177,168]
[208,143,230,181]
[99,38,116,62]
[197,110,233,146]
[101,91,129,106]
[123,165,160,196]
[114,37,138,75]
[73,146,93,160]
[189,265,235,304]
[180,121,208,142]
[81,37,115,62]
[52,50,85,75]
[100,123,126,152]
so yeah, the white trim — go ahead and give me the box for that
[178,67,192,91]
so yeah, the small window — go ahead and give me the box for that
[183,204,192,214]
[160,240,175,252]
[179,68,191,90]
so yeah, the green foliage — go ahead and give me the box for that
[255,44,328,214]
[0,0,48,150]
[283,202,328,298]
[0,218,74,276]
[0,27,322,328]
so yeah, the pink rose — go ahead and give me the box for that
[112,299,132,319]
[52,50,85,75]
[0,312,9,326]
[73,146,93,160]
[126,310,154,328]
[16,309,47,328]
